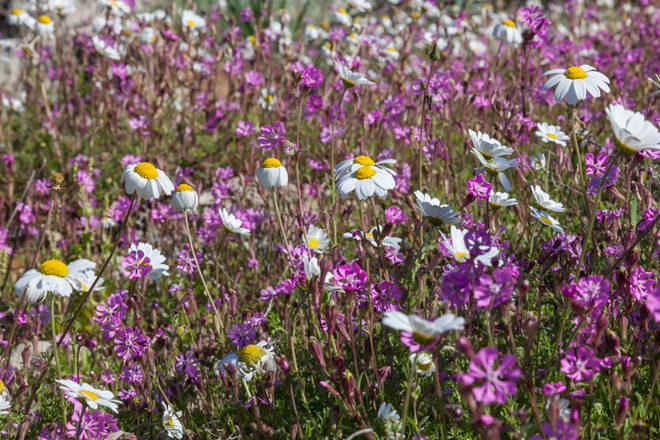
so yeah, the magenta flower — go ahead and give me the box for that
[257,121,286,150]
[647,287,660,322]
[562,275,609,313]
[121,250,151,280]
[542,381,566,396]
[473,267,515,308]
[385,206,406,224]
[459,347,520,404]
[113,327,150,361]
[333,262,368,291]
[530,420,577,440]
[301,65,324,89]
[466,174,492,199]
[560,347,601,381]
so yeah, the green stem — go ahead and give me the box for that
[331,87,348,244]
[570,106,585,186]
[272,188,291,255]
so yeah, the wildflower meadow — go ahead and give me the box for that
[1,0,660,438]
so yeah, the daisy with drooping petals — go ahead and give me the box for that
[343,226,402,250]
[14,258,97,303]
[471,149,517,191]
[99,0,130,15]
[304,225,330,252]
[49,0,75,15]
[334,58,375,88]
[334,155,396,181]
[36,15,54,37]
[122,162,174,200]
[8,8,33,28]
[237,341,277,376]
[162,403,185,440]
[256,158,288,188]
[332,8,352,27]
[535,122,569,147]
[128,242,169,280]
[409,352,436,377]
[92,35,121,60]
[382,310,465,352]
[440,226,499,266]
[530,185,565,212]
[219,208,251,236]
[542,65,610,105]
[55,379,121,412]
[414,191,460,226]
[468,130,514,159]
[492,19,522,46]
[336,164,395,200]
[489,191,517,209]
[215,353,253,382]
[171,184,198,213]
[181,10,206,32]
[530,206,564,234]
[605,103,660,155]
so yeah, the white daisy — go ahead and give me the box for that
[55,379,120,412]
[343,226,401,250]
[237,341,277,376]
[128,242,169,280]
[468,130,514,158]
[92,36,121,61]
[489,191,517,208]
[332,8,352,27]
[121,162,174,201]
[14,258,97,303]
[334,58,375,88]
[409,352,436,377]
[530,152,547,171]
[258,87,277,111]
[605,103,660,155]
[304,225,330,252]
[471,149,517,191]
[348,0,372,12]
[140,27,157,44]
[535,122,569,147]
[414,191,460,226]
[382,46,399,61]
[530,185,565,212]
[336,165,395,200]
[36,15,54,37]
[0,395,9,415]
[334,155,396,181]
[8,8,32,28]
[492,19,522,46]
[171,183,198,213]
[215,353,253,382]
[219,208,250,236]
[440,226,499,266]
[181,10,206,32]
[256,158,288,188]
[382,311,464,344]
[48,0,75,15]
[162,403,185,440]
[530,206,564,234]
[542,65,610,105]
[99,0,131,16]
[373,402,403,440]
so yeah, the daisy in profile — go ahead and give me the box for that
[304,225,330,252]
[530,185,565,212]
[36,15,54,37]
[256,158,288,188]
[336,164,395,200]
[489,191,517,209]
[530,152,546,171]
[237,341,277,376]
[92,36,120,60]
[15,258,97,303]
[219,208,251,236]
[468,130,513,159]
[162,403,185,440]
[440,226,499,266]
[542,65,610,105]
[55,379,120,412]
[605,103,660,155]
[181,10,206,33]
[372,402,403,440]
[171,183,198,213]
[535,122,569,147]
[471,149,517,191]
[530,206,564,234]
[334,58,375,88]
[334,155,396,181]
[409,352,436,377]
[332,8,351,27]
[344,226,401,250]
[49,0,76,15]
[128,242,169,280]
[122,162,174,200]
[99,0,130,16]
[215,353,253,382]
[414,191,460,226]
[492,19,521,46]
[259,87,277,111]
[382,311,465,352]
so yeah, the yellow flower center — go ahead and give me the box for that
[0,380,5,394]
[176,183,194,192]
[410,11,421,19]
[320,20,330,30]
[540,216,554,225]
[264,94,274,102]
[417,360,433,371]
[134,162,158,179]
[238,344,266,366]
[502,19,515,27]
[564,66,587,80]
[167,418,174,426]
[38,15,51,24]
[342,78,356,88]
[185,19,195,27]
[546,133,557,139]
[456,251,470,258]
[79,389,99,401]
[387,47,397,52]
[308,237,319,248]
[354,166,376,180]
[614,136,637,155]
[248,35,255,44]
[353,155,375,166]
[12,9,21,15]
[338,8,347,14]
[412,331,436,345]
[39,259,68,277]
[261,158,282,168]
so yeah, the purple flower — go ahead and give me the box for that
[647,286,660,323]
[333,262,368,292]
[301,65,324,89]
[175,351,201,384]
[562,275,609,314]
[586,166,618,195]
[235,120,254,137]
[542,381,566,396]
[473,267,515,308]
[530,420,577,440]
[459,347,520,404]
[121,250,151,280]
[228,321,257,346]
[385,206,406,224]
[467,174,492,199]
[239,6,253,22]
[113,327,150,361]
[65,404,119,440]
[176,245,200,275]
[370,281,403,312]
[560,347,601,381]
[257,121,286,150]
[119,362,144,384]
[628,266,655,302]
[585,152,609,176]
[245,70,263,87]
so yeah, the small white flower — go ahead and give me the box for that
[373,402,403,440]
[530,206,564,234]
[8,8,32,28]
[220,341,277,381]
[128,242,169,280]
[382,311,465,343]
[215,353,253,382]
[122,162,174,201]
[256,158,288,188]
[414,191,460,226]
[181,10,206,32]
[301,254,321,279]
[162,403,185,440]
[49,0,75,15]
[55,379,121,412]
[14,258,97,303]
[171,183,199,213]
[542,65,610,105]
[304,225,330,252]
[332,8,352,27]
[535,122,569,146]
[36,15,55,37]
[344,226,401,250]
[219,208,250,236]
[409,352,436,376]
[605,103,660,154]
[468,130,513,158]
[489,191,517,208]
[530,185,565,212]
[348,0,372,12]
[336,164,395,200]
[334,58,375,88]
[492,19,522,46]
[258,87,277,111]
[140,27,156,44]
[99,0,131,16]
[92,36,121,61]
[334,155,396,181]
[530,152,547,170]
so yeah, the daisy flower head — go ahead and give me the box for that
[219,208,250,236]
[332,8,352,27]
[489,191,517,209]
[535,122,569,146]
[334,58,375,88]
[0,395,8,415]
[605,103,660,155]
[215,352,254,382]
[492,19,522,46]
[122,161,174,201]
[471,149,517,191]
[259,87,277,111]
[36,15,55,37]
[382,310,465,352]
[409,352,436,376]
[99,0,131,16]
[55,379,120,412]
[414,191,460,226]
[530,152,547,170]
[256,158,288,188]
[237,341,277,376]
[128,242,169,280]
[92,36,120,61]
[542,65,610,105]
[49,0,76,15]
[171,183,199,213]
[348,0,372,13]
[373,402,403,440]
[468,130,513,159]
[530,206,564,234]
[336,162,395,200]
[334,155,396,180]
[530,185,565,212]
[162,403,185,440]
[8,8,33,28]
[304,225,330,252]
[181,10,206,32]
[344,226,402,250]
[14,258,96,303]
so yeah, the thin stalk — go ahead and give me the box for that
[330,87,348,244]
[401,365,415,438]
[569,106,585,186]
[272,188,291,256]
[74,405,86,440]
